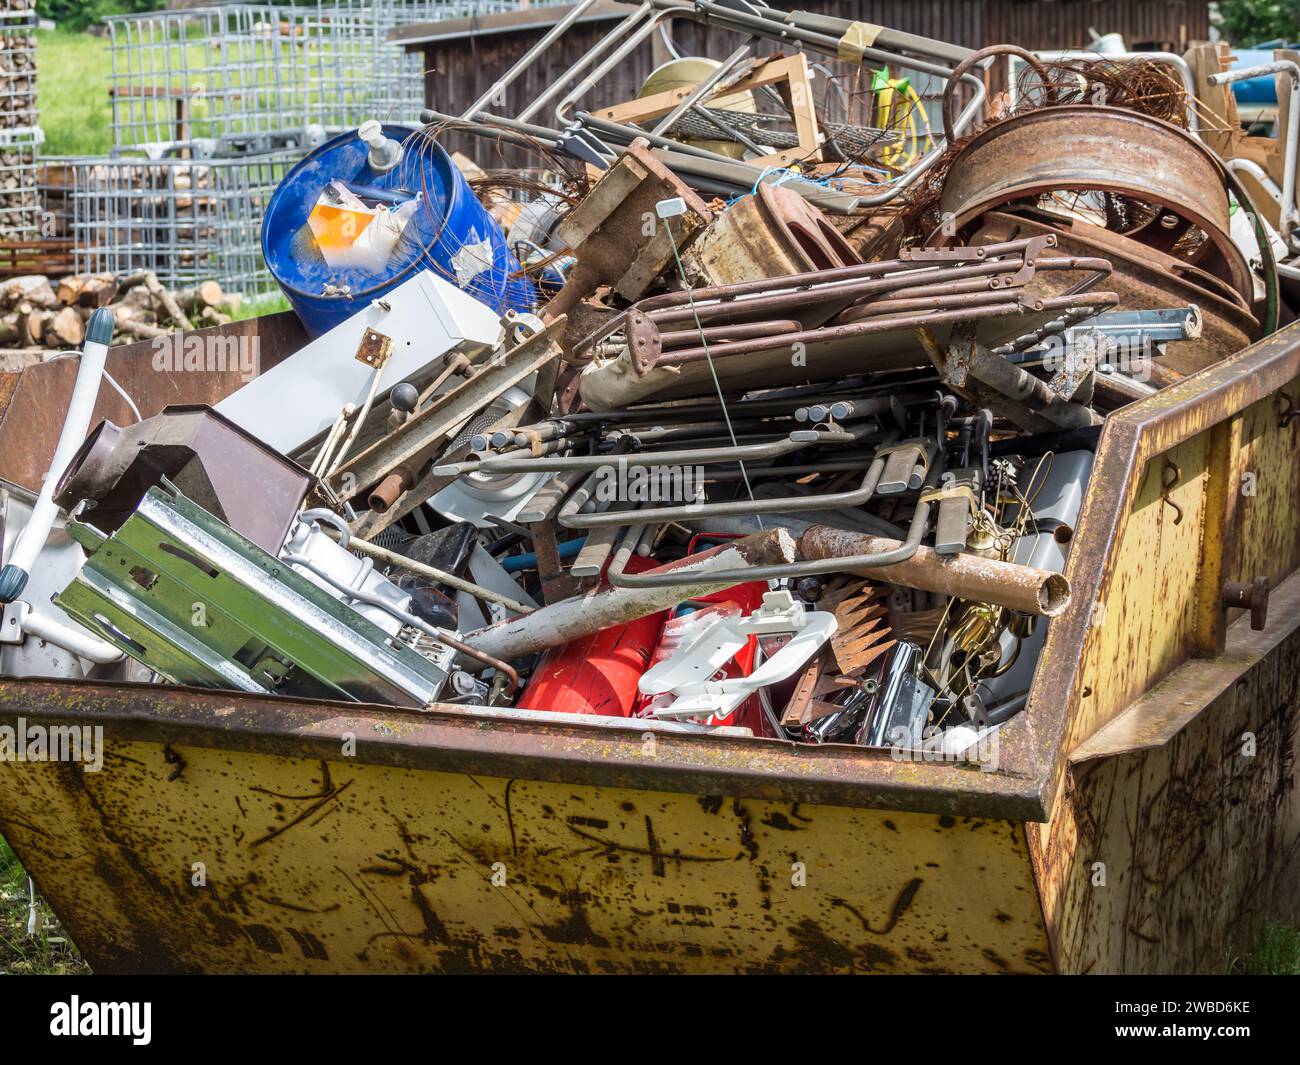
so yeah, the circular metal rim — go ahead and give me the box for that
[936,106,1252,304]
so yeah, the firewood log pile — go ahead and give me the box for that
[0,272,240,350]
[0,1,39,241]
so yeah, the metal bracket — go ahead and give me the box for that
[626,310,664,375]
[355,327,393,368]
[920,469,981,555]
[876,437,934,494]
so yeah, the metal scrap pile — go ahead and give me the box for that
[3,1,1295,762]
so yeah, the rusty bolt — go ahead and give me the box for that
[1222,576,1269,631]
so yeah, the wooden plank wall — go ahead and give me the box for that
[413,1,1209,165]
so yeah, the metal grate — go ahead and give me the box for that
[65,3,567,292]
[104,2,540,154]
[1,4,44,243]
[0,140,39,240]
[58,148,303,294]
[0,3,37,146]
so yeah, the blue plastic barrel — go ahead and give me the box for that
[262,124,535,336]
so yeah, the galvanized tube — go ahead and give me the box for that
[443,428,856,476]
[766,7,973,67]
[556,445,889,529]
[517,1,655,122]
[462,0,605,119]
[1211,60,1300,249]
[799,526,1072,616]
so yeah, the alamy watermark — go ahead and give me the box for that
[152,329,259,383]
[0,717,103,772]
[592,459,706,506]
[50,997,151,1045]
[889,724,1000,773]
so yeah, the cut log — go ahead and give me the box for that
[114,317,168,341]
[47,306,85,347]
[177,280,225,313]
[199,306,231,327]
[73,274,120,308]
[18,307,49,347]
[120,270,193,330]
[0,275,56,310]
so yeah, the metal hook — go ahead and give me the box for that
[1161,457,1184,525]
[1277,391,1300,430]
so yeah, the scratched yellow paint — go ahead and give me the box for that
[1066,433,1211,751]
[0,740,1052,974]
[1229,375,1300,590]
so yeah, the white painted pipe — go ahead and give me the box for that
[0,308,113,604]
[27,877,40,938]
[17,603,125,665]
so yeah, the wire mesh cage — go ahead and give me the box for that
[0,139,40,239]
[1,2,45,242]
[56,149,304,294]
[0,1,39,147]
[104,2,532,153]
[53,3,565,294]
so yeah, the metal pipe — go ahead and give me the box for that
[321,526,536,617]
[1226,157,1285,207]
[650,43,752,138]
[943,45,1057,143]
[655,293,1120,367]
[433,629,520,697]
[799,526,1072,616]
[14,603,125,665]
[557,443,890,529]
[605,496,935,588]
[462,527,798,661]
[517,1,655,122]
[441,427,858,475]
[638,255,1070,330]
[962,342,1102,429]
[462,0,605,119]
[659,320,803,347]
[553,7,677,125]
[764,7,973,66]
[1211,60,1300,250]
[635,237,1051,311]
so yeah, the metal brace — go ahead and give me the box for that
[920,468,981,555]
[876,437,935,494]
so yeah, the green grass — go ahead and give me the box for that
[1231,922,1300,975]
[35,28,114,157]
[228,292,292,321]
[0,835,89,975]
